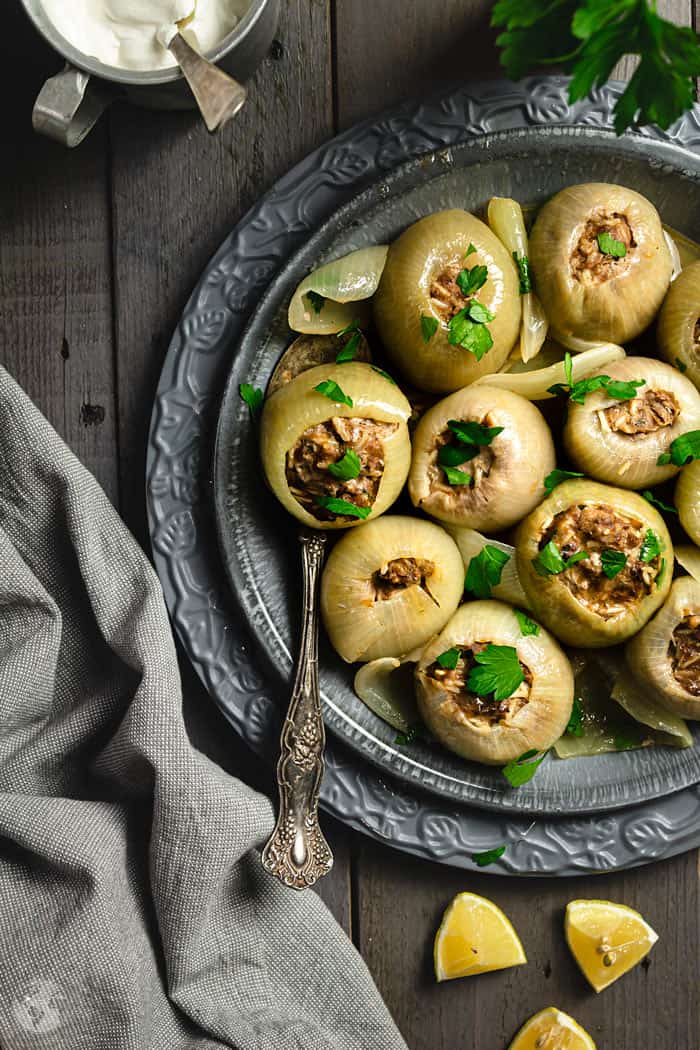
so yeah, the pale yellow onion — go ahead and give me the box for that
[665,224,700,267]
[610,668,692,747]
[415,600,574,765]
[675,542,700,582]
[487,196,548,363]
[409,385,555,531]
[373,210,521,393]
[530,182,672,345]
[676,462,700,546]
[353,658,419,732]
[321,515,464,662]
[288,246,388,334]
[563,357,700,489]
[260,362,411,530]
[626,576,700,719]
[658,259,700,389]
[516,479,673,647]
[664,230,682,282]
[473,343,625,400]
[499,338,565,375]
[442,524,530,609]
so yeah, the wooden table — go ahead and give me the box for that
[2,3,699,1047]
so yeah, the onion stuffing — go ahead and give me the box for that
[288,245,389,334]
[658,259,700,390]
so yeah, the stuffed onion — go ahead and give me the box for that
[529,183,672,347]
[408,385,555,531]
[626,576,700,720]
[321,515,464,662]
[563,357,700,489]
[415,601,574,764]
[516,479,672,647]
[443,525,530,609]
[373,210,521,393]
[658,259,700,388]
[677,466,700,546]
[260,362,411,529]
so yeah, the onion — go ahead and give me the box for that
[487,197,548,363]
[674,542,700,583]
[611,668,692,747]
[676,463,700,546]
[472,344,625,400]
[658,259,700,391]
[288,246,389,334]
[442,525,530,610]
[354,658,420,732]
[664,230,682,282]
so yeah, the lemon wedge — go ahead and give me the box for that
[433,891,526,981]
[508,1007,596,1050]
[565,898,658,993]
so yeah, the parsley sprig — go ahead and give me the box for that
[566,697,585,738]
[327,450,361,481]
[548,352,645,405]
[502,749,548,788]
[314,379,353,406]
[438,420,504,470]
[467,643,524,702]
[316,496,370,520]
[239,383,264,416]
[544,468,585,495]
[533,540,588,577]
[657,430,700,467]
[513,253,532,295]
[465,546,510,599]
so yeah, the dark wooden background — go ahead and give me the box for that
[2,2,699,1047]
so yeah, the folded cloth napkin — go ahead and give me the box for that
[0,366,407,1050]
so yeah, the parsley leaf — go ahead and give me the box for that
[465,243,478,258]
[467,301,495,324]
[566,697,585,738]
[394,724,427,746]
[613,725,644,751]
[676,357,688,374]
[443,465,472,486]
[438,444,477,468]
[467,643,524,702]
[472,845,507,867]
[533,540,588,577]
[456,264,489,297]
[436,647,461,670]
[449,420,504,446]
[314,380,353,407]
[335,331,361,363]
[502,749,548,788]
[306,290,325,314]
[315,496,370,520]
[448,310,494,360]
[336,319,360,337]
[639,529,661,564]
[600,549,627,579]
[547,353,645,405]
[327,450,361,480]
[657,430,700,466]
[239,383,264,416]
[544,468,585,496]
[642,490,678,515]
[515,609,540,636]
[421,314,439,343]
[513,252,532,295]
[465,546,511,599]
[597,231,627,258]
[372,366,397,384]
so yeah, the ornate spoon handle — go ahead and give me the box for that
[261,529,333,889]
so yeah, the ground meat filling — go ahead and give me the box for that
[433,421,496,491]
[669,614,700,696]
[540,503,661,619]
[570,211,635,285]
[426,642,532,724]
[373,558,435,602]
[286,416,398,521]
[429,262,468,321]
[601,389,680,435]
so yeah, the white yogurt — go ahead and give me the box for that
[41,0,249,71]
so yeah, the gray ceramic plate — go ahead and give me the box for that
[148,77,700,873]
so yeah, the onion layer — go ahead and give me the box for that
[676,463,700,546]
[443,525,530,609]
[353,659,420,731]
[658,259,700,390]
[288,246,388,334]
[473,343,625,400]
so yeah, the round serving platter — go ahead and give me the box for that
[148,76,700,874]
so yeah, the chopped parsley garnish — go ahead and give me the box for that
[642,490,678,515]
[337,319,360,336]
[513,252,532,295]
[600,549,627,579]
[566,697,585,738]
[676,357,688,374]
[448,309,494,360]
[327,449,361,480]
[532,540,588,577]
[306,290,326,314]
[436,647,461,670]
[335,331,361,362]
[515,609,540,637]
[657,430,700,466]
[443,465,472,486]
[640,529,662,563]
[544,468,585,495]
[315,496,370,520]
[438,444,477,468]
[467,643,524,702]
[394,724,427,746]
[597,231,627,258]
[239,383,264,416]
[466,301,495,324]
[613,726,643,751]
[372,365,397,384]
[456,264,488,297]
[472,845,507,867]
[502,749,548,788]
[314,379,353,407]
[421,314,439,343]
[657,557,667,586]
[464,242,478,258]
[547,352,644,405]
[465,546,510,599]
[448,420,504,446]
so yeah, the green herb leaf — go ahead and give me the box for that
[456,264,489,297]
[327,449,361,480]
[639,529,662,563]
[467,301,496,324]
[597,231,627,258]
[467,643,524,702]
[239,383,264,416]
[316,496,370,520]
[448,310,494,360]
[306,290,326,314]
[604,379,646,401]
[371,365,397,384]
[515,609,540,636]
[465,243,478,258]
[544,468,585,495]
[335,331,361,363]
[600,549,627,579]
[513,252,532,295]
[465,546,511,599]
[336,319,360,337]
[438,444,477,468]
[657,430,700,467]
[676,357,688,374]
[532,540,588,577]
[421,314,439,343]
[448,420,504,446]
[613,726,644,751]
[548,368,645,406]
[472,845,507,867]
[566,697,585,738]
[436,646,461,670]
[502,749,548,788]
[394,724,427,746]
[314,380,353,407]
[443,465,472,486]
[657,557,667,586]
[641,490,678,515]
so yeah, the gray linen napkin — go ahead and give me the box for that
[0,365,407,1050]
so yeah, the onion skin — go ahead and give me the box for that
[260,362,411,529]
[288,245,388,334]
[408,385,555,531]
[563,357,700,489]
[415,601,573,765]
[658,259,700,389]
[321,515,464,662]
[474,343,625,401]
[530,183,672,346]
[515,479,673,647]
[373,210,521,393]
[626,576,700,720]
[676,463,700,546]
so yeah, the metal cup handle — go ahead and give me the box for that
[32,65,113,147]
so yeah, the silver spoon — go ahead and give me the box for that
[167,10,246,132]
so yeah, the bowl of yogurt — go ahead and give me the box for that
[23,0,279,145]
